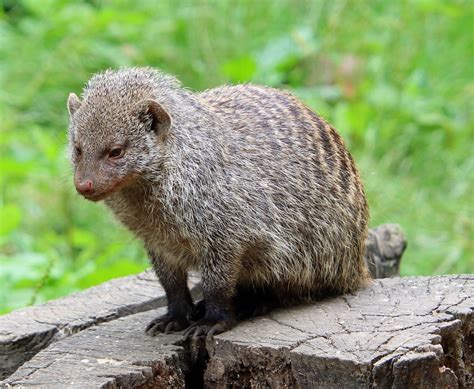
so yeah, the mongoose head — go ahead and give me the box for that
[67,70,172,202]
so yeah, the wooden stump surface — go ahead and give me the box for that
[1,274,472,388]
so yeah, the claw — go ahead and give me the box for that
[207,324,222,339]
[193,326,206,340]
[145,314,190,336]
[145,318,166,336]
[182,319,233,340]
[164,321,176,334]
[183,323,208,340]
[183,324,199,340]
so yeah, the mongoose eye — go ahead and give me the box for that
[108,147,124,159]
[75,146,82,156]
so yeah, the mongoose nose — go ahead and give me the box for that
[75,180,94,195]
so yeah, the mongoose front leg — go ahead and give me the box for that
[146,251,194,336]
[183,251,238,340]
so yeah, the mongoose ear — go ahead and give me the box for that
[138,99,172,139]
[67,93,82,117]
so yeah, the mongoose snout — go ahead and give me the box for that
[75,179,93,196]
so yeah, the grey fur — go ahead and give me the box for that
[68,67,370,336]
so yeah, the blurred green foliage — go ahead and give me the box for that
[0,0,473,314]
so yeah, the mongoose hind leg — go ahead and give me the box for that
[234,285,280,320]
[189,298,206,321]
[146,251,194,336]
[188,285,279,324]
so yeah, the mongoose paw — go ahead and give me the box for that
[145,314,190,336]
[182,318,234,340]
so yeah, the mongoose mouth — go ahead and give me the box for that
[82,191,111,202]
[80,174,138,202]
[81,183,122,202]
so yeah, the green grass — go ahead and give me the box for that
[1,0,472,314]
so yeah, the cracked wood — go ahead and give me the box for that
[1,275,472,388]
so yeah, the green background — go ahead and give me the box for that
[1,0,473,314]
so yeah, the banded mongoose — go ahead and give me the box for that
[67,67,370,338]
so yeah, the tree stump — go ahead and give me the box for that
[1,275,472,388]
[0,272,200,381]
[1,224,472,388]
